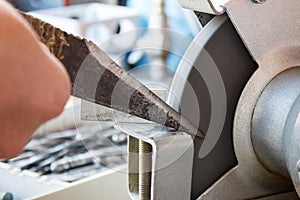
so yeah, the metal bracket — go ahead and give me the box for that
[115,123,194,200]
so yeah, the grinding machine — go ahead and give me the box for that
[115,0,300,199]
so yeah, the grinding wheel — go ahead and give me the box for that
[168,15,258,199]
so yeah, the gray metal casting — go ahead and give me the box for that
[253,67,300,195]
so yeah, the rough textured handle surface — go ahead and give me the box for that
[21,12,68,60]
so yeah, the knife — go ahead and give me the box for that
[21,12,204,138]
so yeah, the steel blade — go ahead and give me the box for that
[21,12,203,138]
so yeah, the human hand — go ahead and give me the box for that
[0,1,71,158]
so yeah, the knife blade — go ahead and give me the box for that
[21,12,204,138]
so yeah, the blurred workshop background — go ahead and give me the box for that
[8,0,200,71]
